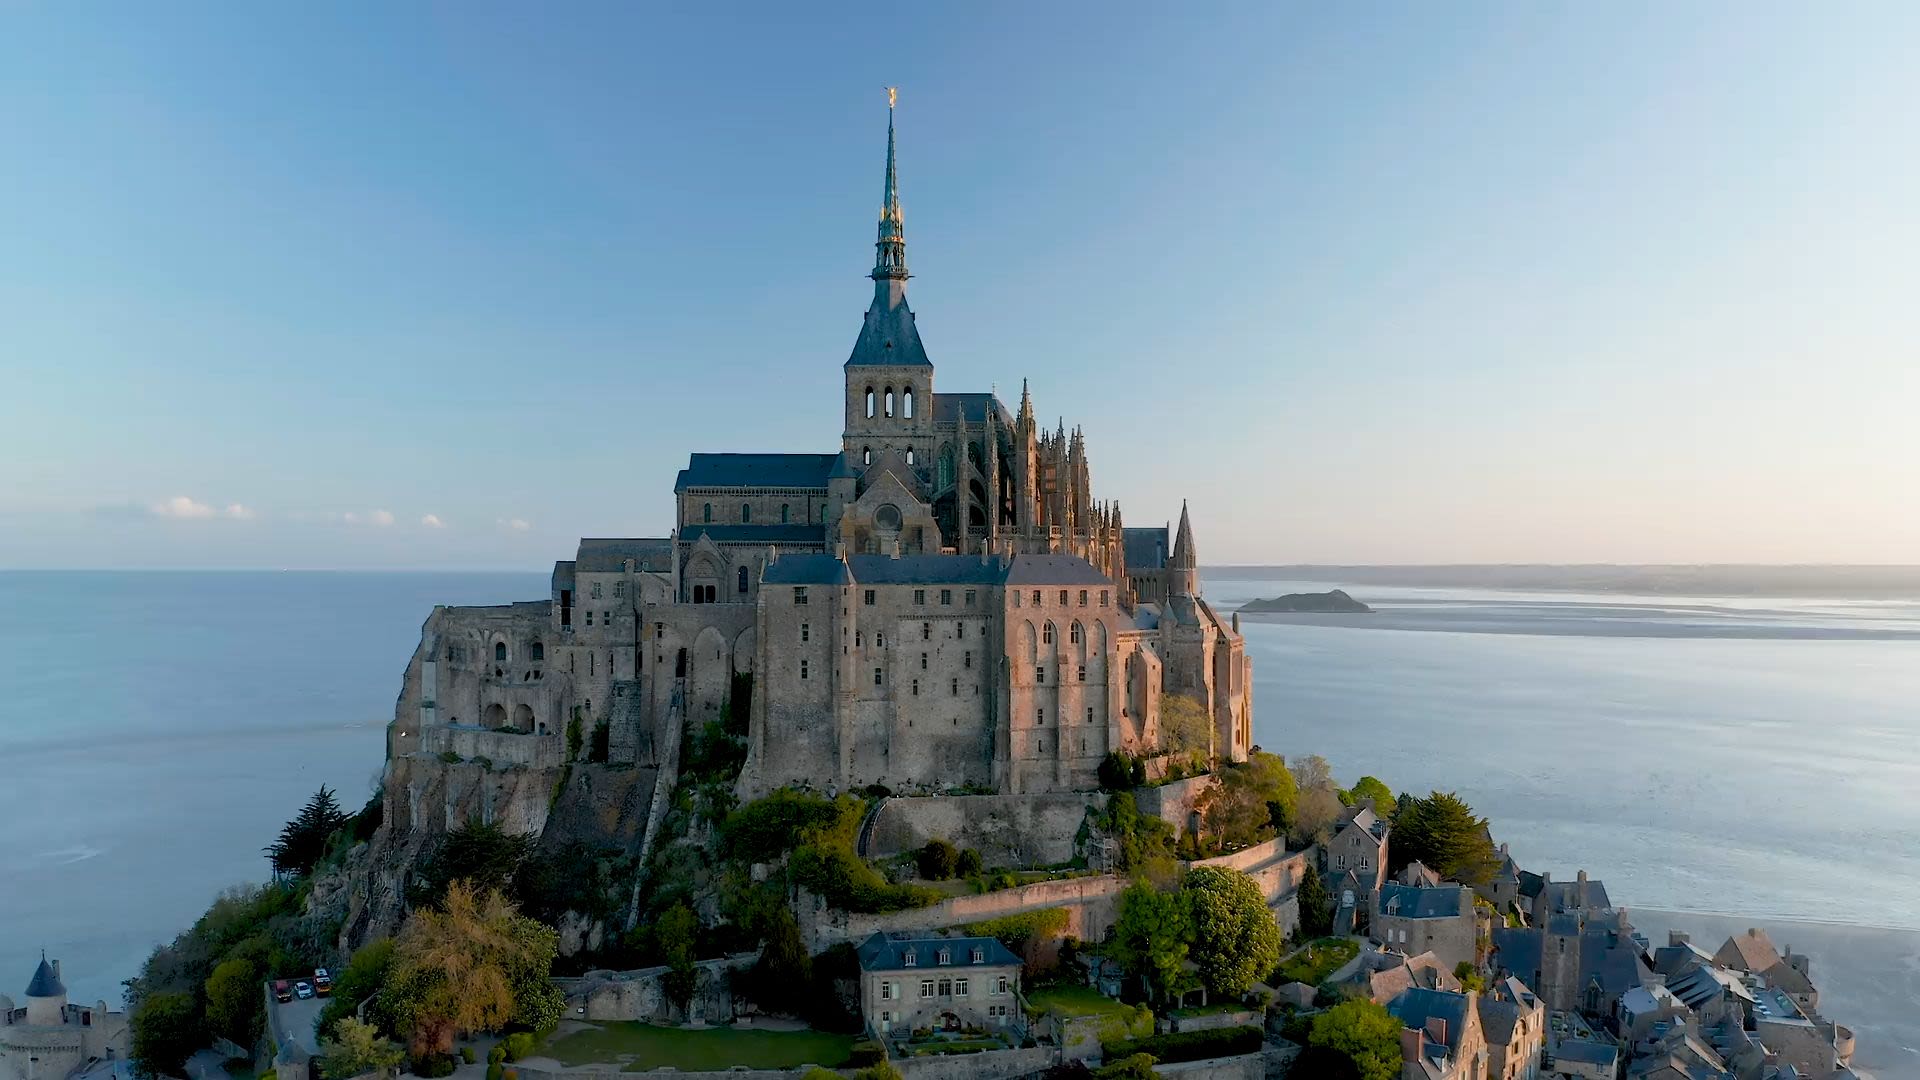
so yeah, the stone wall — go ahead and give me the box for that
[800,874,1130,953]
[1134,774,1216,837]
[1152,1052,1267,1080]
[557,954,756,1026]
[895,1045,1057,1080]
[867,793,1105,868]
[422,725,564,770]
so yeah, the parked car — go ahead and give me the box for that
[313,968,333,996]
[273,980,293,1004]
[294,980,315,1000]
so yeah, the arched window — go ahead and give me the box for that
[884,388,895,418]
[1069,621,1082,645]
[820,504,829,523]
[865,387,877,418]
[781,503,790,523]
[737,566,749,593]
[494,641,508,663]
[530,641,544,662]
[903,386,915,418]
[905,448,915,465]
[863,446,872,465]
[703,503,712,523]
[1042,621,1055,646]
[741,503,751,523]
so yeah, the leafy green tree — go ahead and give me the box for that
[130,990,203,1079]
[1094,1054,1160,1079]
[265,785,350,877]
[1306,999,1402,1080]
[320,937,397,1039]
[1184,867,1282,998]
[1197,751,1296,851]
[410,821,536,905]
[1296,867,1334,939]
[1111,883,1192,1002]
[1391,792,1498,886]
[379,881,562,1055]
[1096,792,1177,874]
[1454,960,1486,992]
[916,838,958,880]
[1287,756,1344,845]
[658,903,700,1012]
[321,1017,407,1080]
[746,906,813,1015]
[1159,694,1213,764]
[956,848,983,877]
[1342,777,1396,821]
[204,956,263,1045]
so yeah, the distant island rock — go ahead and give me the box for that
[1241,589,1373,614]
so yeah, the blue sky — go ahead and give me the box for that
[2,4,1915,568]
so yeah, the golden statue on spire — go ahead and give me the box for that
[887,86,898,109]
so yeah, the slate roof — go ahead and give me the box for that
[1378,883,1469,920]
[1497,923,1649,1002]
[681,524,828,546]
[552,561,575,592]
[856,932,1020,973]
[846,294,931,367]
[575,538,674,573]
[851,554,1010,586]
[1479,997,1524,1047]
[761,554,855,586]
[1553,1039,1618,1066]
[1518,872,1611,913]
[1388,987,1472,1053]
[1123,526,1169,571]
[674,453,840,491]
[931,392,1012,427]
[1005,554,1115,586]
[26,956,64,998]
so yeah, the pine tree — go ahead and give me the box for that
[266,785,351,877]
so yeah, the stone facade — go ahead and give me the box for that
[856,933,1024,1039]
[384,100,1254,810]
[1371,883,1481,974]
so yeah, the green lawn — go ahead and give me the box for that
[1026,985,1134,1020]
[541,1022,856,1071]
[1272,937,1359,987]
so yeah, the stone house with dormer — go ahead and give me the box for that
[856,932,1024,1039]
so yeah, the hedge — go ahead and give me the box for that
[1102,1024,1263,1064]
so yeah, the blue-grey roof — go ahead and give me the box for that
[674,453,839,492]
[682,525,828,546]
[1004,555,1114,586]
[931,392,1012,427]
[1388,987,1471,1052]
[1378,883,1467,920]
[828,452,861,480]
[846,294,931,367]
[849,554,1010,586]
[26,956,65,998]
[1493,925,1650,1002]
[1552,1040,1618,1066]
[1492,928,1542,988]
[856,932,1020,973]
[1123,527,1169,571]
[761,554,855,586]
[576,538,674,573]
[551,560,575,592]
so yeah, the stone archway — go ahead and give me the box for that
[512,703,535,731]
[483,702,507,729]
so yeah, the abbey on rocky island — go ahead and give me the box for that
[390,101,1251,801]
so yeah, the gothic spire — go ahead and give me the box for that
[872,88,908,287]
[1170,500,1199,598]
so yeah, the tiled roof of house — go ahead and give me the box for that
[856,932,1020,973]
[1378,883,1468,920]
[1388,987,1472,1054]
[1713,928,1781,974]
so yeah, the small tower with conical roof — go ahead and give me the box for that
[25,952,68,1026]
[1169,500,1199,599]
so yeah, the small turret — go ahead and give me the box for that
[25,953,67,1026]
[1169,500,1199,598]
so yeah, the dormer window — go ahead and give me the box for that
[938,948,952,966]
[903,950,917,967]
[971,948,984,964]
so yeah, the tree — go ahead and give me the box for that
[1295,867,1334,939]
[1197,752,1296,851]
[1159,695,1213,764]
[746,907,812,1015]
[266,785,350,877]
[916,838,958,881]
[1287,756,1345,846]
[956,848,983,877]
[1184,867,1282,999]
[409,821,537,905]
[321,1017,407,1080]
[1391,792,1498,886]
[1110,882,1192,1002]
[1343,777,1396,822]
[320,937,398,1039]
[1095,1054,1159,1079]
[204,956,263,1045]
[1453,960,1486,992]
[130,990,203,1079]
[658,902,700,1013]
[380,881,562,1056]
[1306,999,1403,1080]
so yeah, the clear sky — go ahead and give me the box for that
[2,4,1915,569]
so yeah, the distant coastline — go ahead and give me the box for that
[1204,564,1920,600]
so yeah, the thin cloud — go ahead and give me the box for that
[371,509,396,527]
[498,517,532,532]
[224,504,254,520]
[152,496,216,519]
[421,514,445,528]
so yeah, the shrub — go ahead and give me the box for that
[1103,1025,1263,1065]
[460,1046,477,1064]
[848,1039,886,1066]
[956,848,983,877]
[917,838,958,881]
[1095,1054,1159,1080]
[487,1046,506,1065]
[502,1031,537,1062]
[439,750,462,764]
[1098,752,1143,792]
[412,1052,457,1078]
[486,1064,503,1080]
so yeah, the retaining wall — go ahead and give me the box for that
[867,793,1104,868]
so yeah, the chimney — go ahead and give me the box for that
[1426,1017,1447,1046]
[52,959,61,979]
[889,536,902,560]
[1669,930,1689,947]
[1232,612,1241,633]
[1499,842,1509,855]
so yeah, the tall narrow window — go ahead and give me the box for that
[781,503,790,523]
[800,659,809,680]
[1070,622,1082,645]
[794,587,809,605]
[866,387,877,418]
[703,503,712,523]
[874,667,883,686]
[742,503,751,523]
[884,388,895,417]
[903,386,915,418]
[1043,622,1055,645]
[911,679,919,696]
[800,622,810,642]
[940,589,952,605]
[921,622,931,640]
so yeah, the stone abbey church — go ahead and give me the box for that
[392,104,1251,799]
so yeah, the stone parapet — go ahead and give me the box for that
[421,724,563,770]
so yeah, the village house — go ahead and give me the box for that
[855,932,1023,1039]
[1373,882,1481,974]
[1389,987,1488,1080]
[1480,976,1546,1080]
